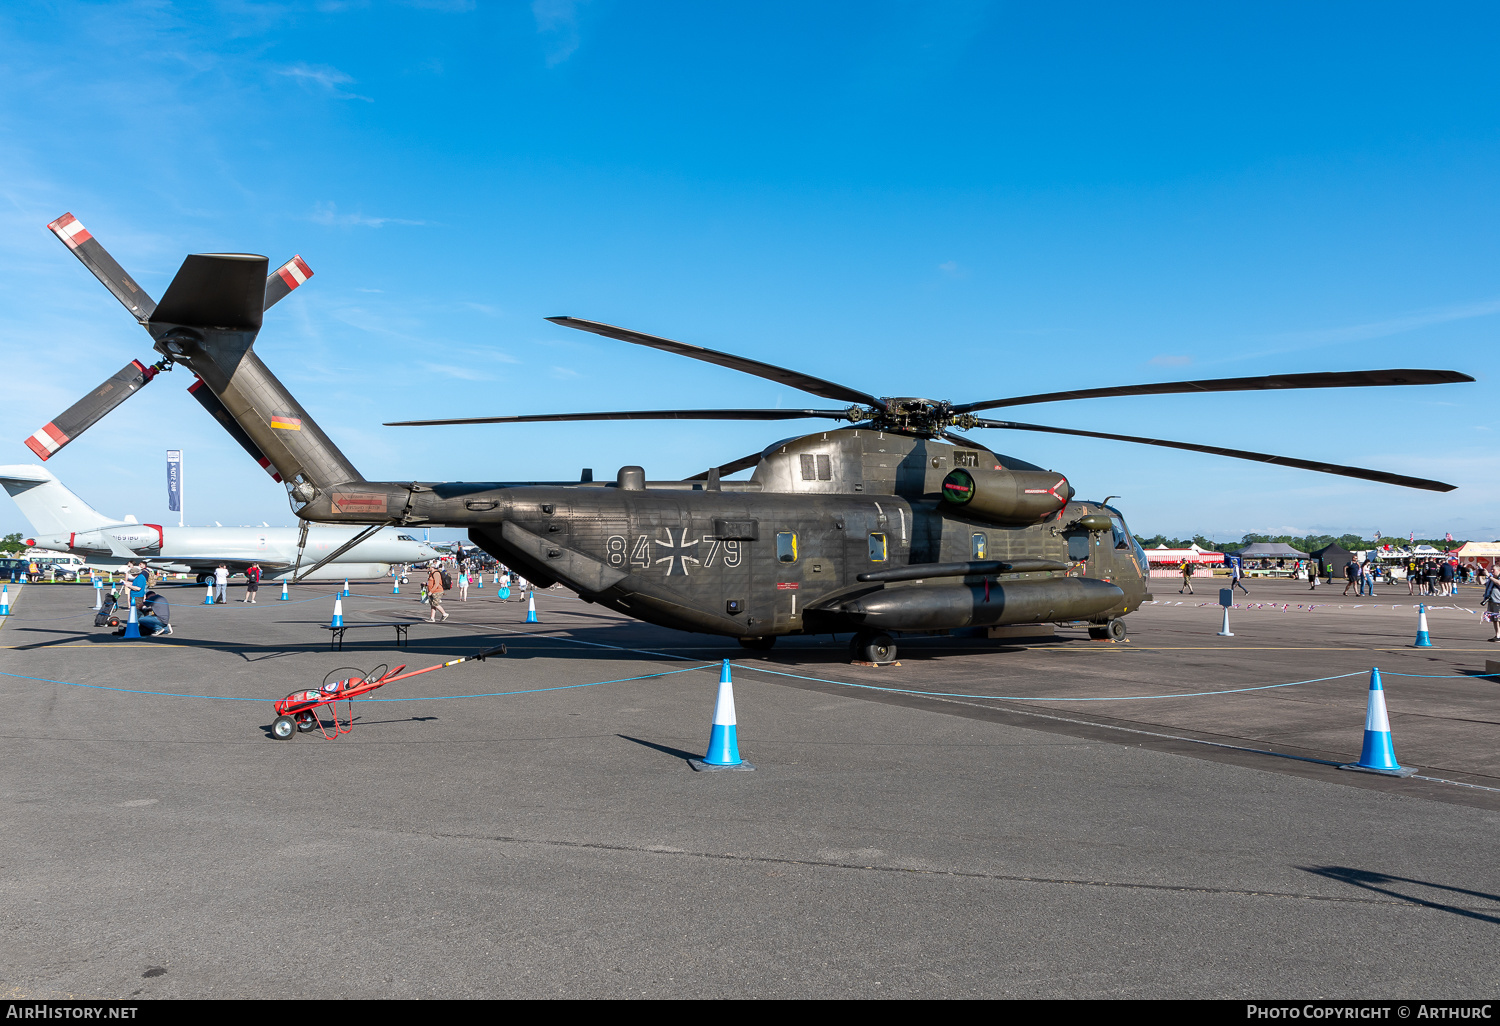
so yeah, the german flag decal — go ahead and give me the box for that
[270,414,302,431]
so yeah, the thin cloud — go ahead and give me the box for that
[310,202,432,228]
[421,362,494,381]
[533,0,587,66]
[276,63,373,102]
[937,260,969,280]
[1150,354,1193,367]
[1215,296,1500,366]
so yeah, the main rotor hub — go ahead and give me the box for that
[855,397,968,436]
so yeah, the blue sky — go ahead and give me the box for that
[0,1,1495,545]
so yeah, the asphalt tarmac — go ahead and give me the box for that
[2,578,1497,999]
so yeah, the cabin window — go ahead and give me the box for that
[971,533,987,560]
[776,531,799,564]
[1109,516,1131,551]
[868,532,887,562]
[1065,533,1091,561]
[954,450,979,468]
[396,535,416,541]
[800,454,832,481]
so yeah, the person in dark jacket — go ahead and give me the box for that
[138,590,172,636]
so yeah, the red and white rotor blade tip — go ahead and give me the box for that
[46,213,157,324]
[23,359,163,461]
[263,255,313,311]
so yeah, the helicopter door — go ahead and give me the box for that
[770,529,804,632]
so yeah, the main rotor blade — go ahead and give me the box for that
[974,418,1456,492]
[385,409,853,427]
[955,369,1474,413]
[547,316,884,409]
[683,450,765,481]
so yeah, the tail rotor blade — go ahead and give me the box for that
[23,359,164,460]
[186,377,283,482]
[47,213,156,324]
[263,255,314,312]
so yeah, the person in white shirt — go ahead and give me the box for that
[214,564,229,604]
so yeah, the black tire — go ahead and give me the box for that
[195,573,210,585]
[271,715,297,740]
[851,630,897,664]
[1106,618,1128,641]
[738,636,776,651]
[295,712,317,733]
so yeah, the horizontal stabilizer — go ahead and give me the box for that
[24,360,162,460]
[187,376,283,482]
[47,213,156,323]
[152,253,267,330]
[263,255,314,312]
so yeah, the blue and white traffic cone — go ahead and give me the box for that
[477,574,483,589]
[1339,668,1415,777]
[393,577,400,595]
[1413,603,1433,647]
[204,579,214,605]
[331,596,343,628]
[0,585,10,616]
[524,589,539,623]
[93,578,103,611]
[121,599,141,639]
[342,578,349,597]
[690,660,755,772]
[279,579,289,600]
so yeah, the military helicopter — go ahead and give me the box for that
[36,215,1472,662]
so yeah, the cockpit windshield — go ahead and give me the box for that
[1106,508,1148,572]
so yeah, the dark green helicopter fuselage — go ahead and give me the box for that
[300,426,1150,641]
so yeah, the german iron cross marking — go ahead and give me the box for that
[654,528,701,576]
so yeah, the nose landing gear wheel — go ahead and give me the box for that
[851,629,897,664]
[271,715,297,740]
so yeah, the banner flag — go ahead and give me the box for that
[166,450,182,513]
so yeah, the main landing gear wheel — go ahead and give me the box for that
[851,629,897,664]
[1089,619,1128,641]
[738,636,776,651]
[271,715,297,740]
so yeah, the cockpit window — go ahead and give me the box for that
[396,535,416,541]
[1108,512,1148,570]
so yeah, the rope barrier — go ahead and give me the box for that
[726,665,1370,701]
